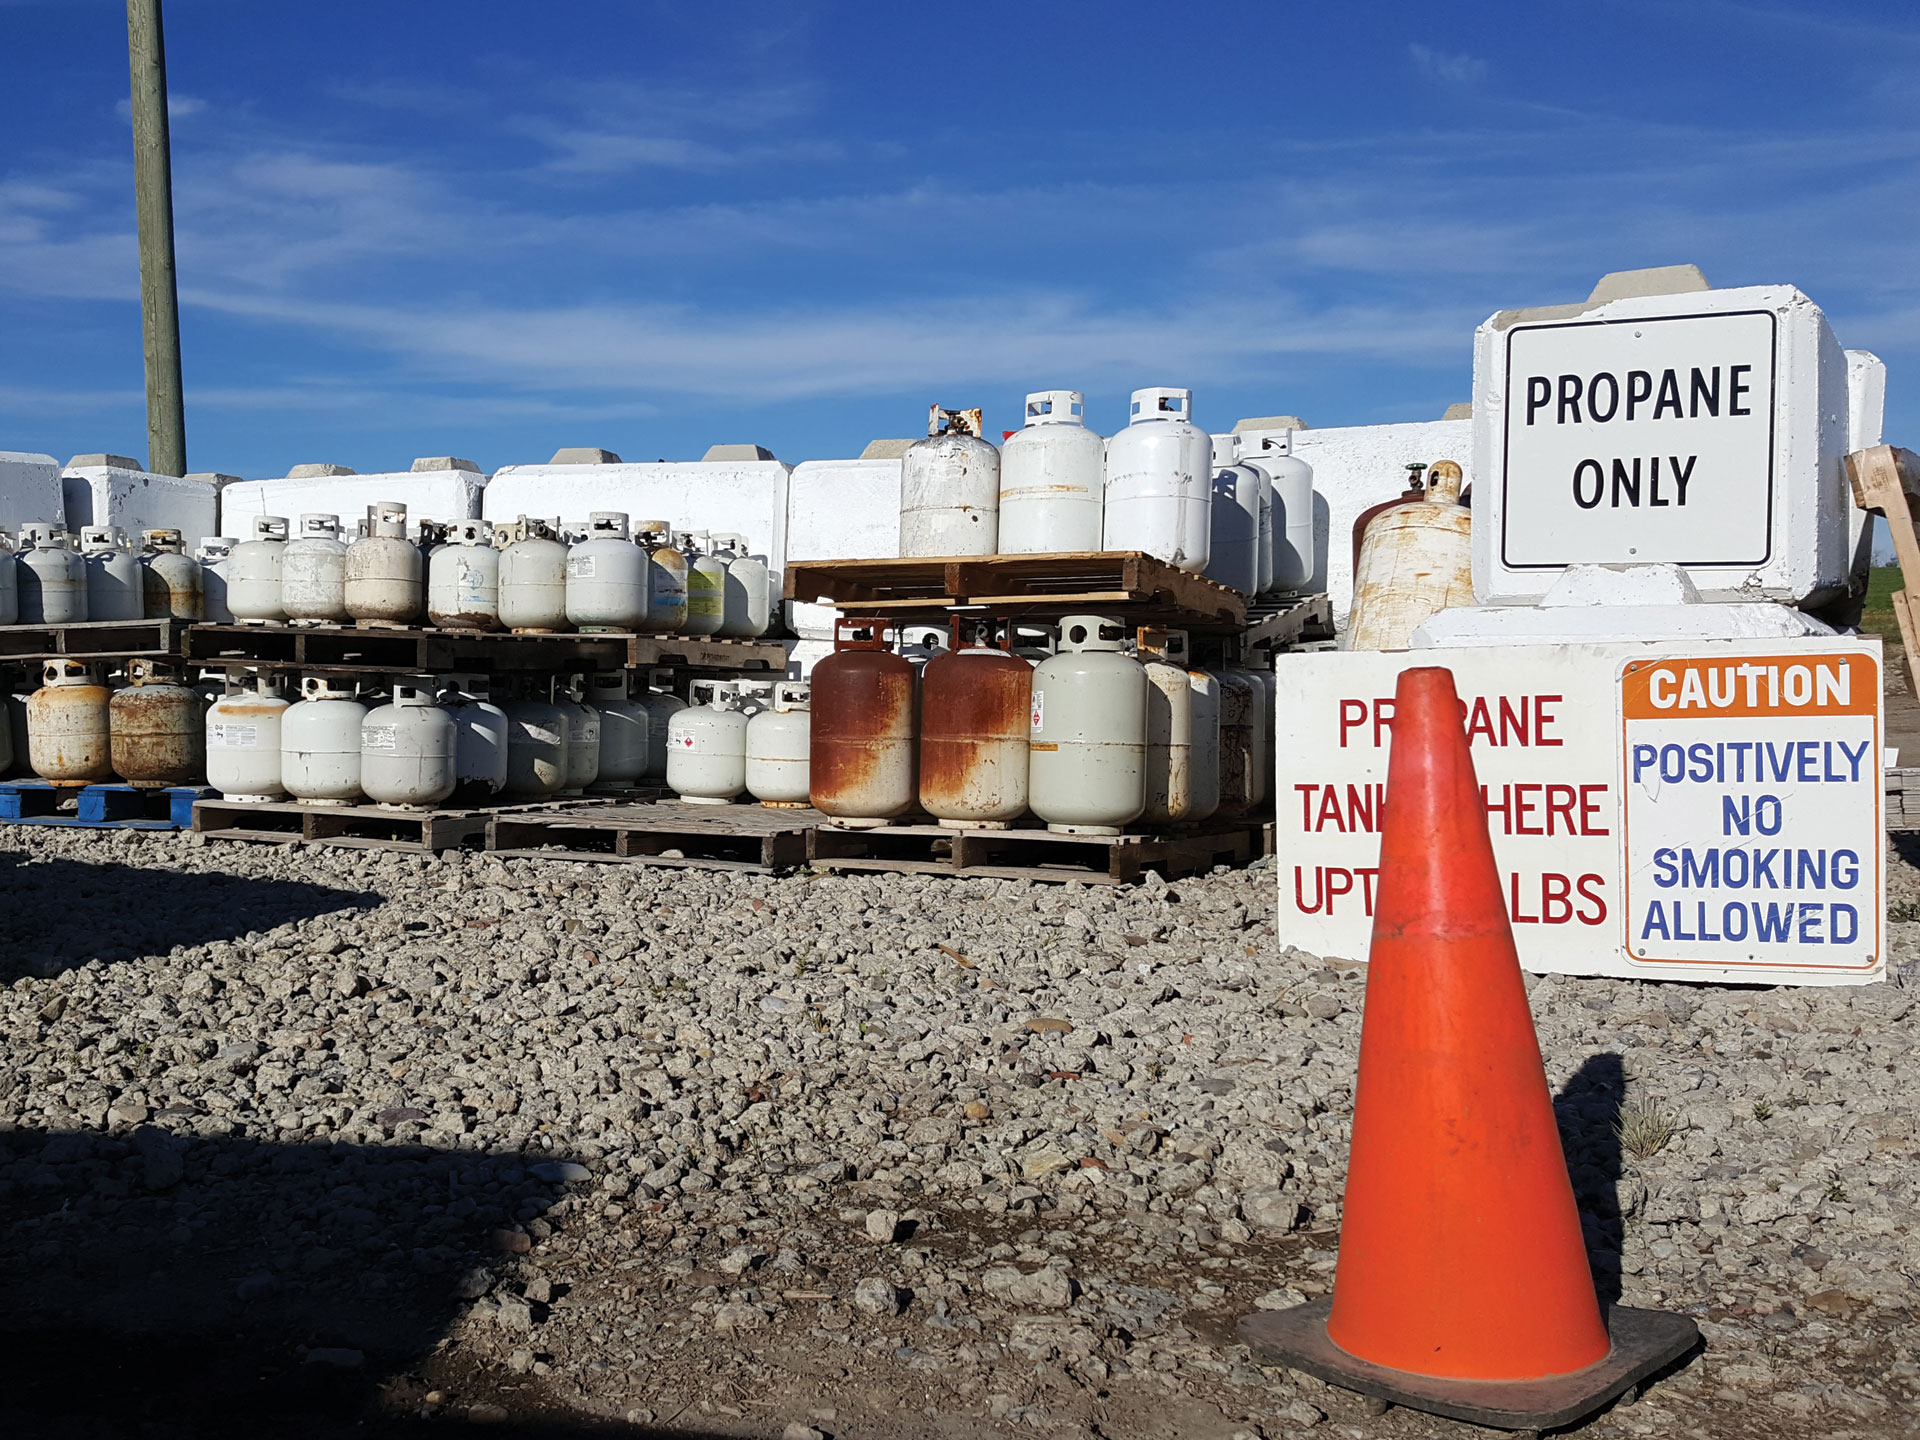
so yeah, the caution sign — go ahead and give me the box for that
[1621,652,1881,975]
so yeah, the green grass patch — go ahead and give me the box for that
[1862,565,1905,652]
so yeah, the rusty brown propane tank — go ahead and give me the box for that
[1342,460,1472,652]
[1212,668,1255,821]
[109,658,206,787]
[919,618,1031,829]
[808,617,917,827]
[1349,462,1429,580]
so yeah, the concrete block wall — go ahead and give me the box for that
[219,461,486,537]
[62,456,220,548]
[0,452,67,536]
[481,454,791,596]
[784,457,904,638]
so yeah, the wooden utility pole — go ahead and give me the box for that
[126,0,186,476]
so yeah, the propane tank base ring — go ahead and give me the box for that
[937,818,1012,831]
[284,617,343,628]
[510,626,564,635]
[574,624,632,634]
[673,794,733,806]
[823,815,892,829]
[1046,821,1124,836]
[374,802,435,812]
[295,797,356,808]
[352,619,417,631]
[219,792,281,804]
[760,800,809,810]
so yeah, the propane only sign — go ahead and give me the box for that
[1621,652,1881,975]
[1502,311,1777,569]
[1274,640,1884,986]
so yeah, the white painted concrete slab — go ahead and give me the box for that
[220,466,486,535]
[63,461,220,547]
[0,452,66,534]
[784,457,904,638]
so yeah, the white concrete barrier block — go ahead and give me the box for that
[62,458,220,548]
[0,451,66,534]
[1472,282,1851,607]
[221,465,486,533]
[784,457,905,637]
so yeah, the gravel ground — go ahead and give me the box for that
[0,826,1915,1440]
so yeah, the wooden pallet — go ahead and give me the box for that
[0,618,185,662]
[0,780,211,829]
[1244,593,1336,652]
[182,624,788,676]
[807,821,1256,884]
[191,796,607,852]
[782,552,1246,631]
[1887,766,1920,831]
[488,799,816,872]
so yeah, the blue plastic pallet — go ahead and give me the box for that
[0,780,214,829]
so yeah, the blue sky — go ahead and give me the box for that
[1,0,1916,478]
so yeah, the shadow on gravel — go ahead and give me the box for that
[0,1126,707,1439]
[0,852,379,983]
[1554,1052,1626,1306]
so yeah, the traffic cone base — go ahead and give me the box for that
[1241,667,1698,1429]
[1238,1299,1699,1433]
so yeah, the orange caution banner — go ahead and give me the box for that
[1621,653,1875,721]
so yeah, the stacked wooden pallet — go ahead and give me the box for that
[783,551,1247,632]
[1886,767,1920,831]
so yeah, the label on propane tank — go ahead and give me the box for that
[1029,691,1044,730]
[362,725,398,751]
[207,723,258,748]
[567,556,596,578]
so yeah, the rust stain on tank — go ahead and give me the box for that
[109,684,205,786]
[919,650,1031,824]
[809,651,917,819]
[1215,675,1253,820]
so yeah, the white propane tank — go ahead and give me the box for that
[360,681,457,807]
[197,537,237,624]
[17,523,88,624]
[437,673,510,802]
[1343,459,1471,651]
[900,404,999,557]
[206,671,289,802]
[565,511,650,631]
[427,520,501,630]
[682,533,727,637]
[1252,459,1275,595]
[998,390,1104,554]
[637,522,689,633]
[667,679,751,803]
[281,675,365,804]
[898,624,950,672]
[1204,436,1262,596]
[1211,669,1255,820]
[228,515,289,622]
[344,502,424,625]
[81,527,144,621]
[586,670,649,792]
[501,678,570,799]
[498,516,571,633]
[1103,387,1211,572]
[1250,431,1315,592]
[554,674,601,795]
[0,531,16,627]
[1139,629,1220,826]
[1027,614,1149,834]
[636,671,688,779]
[1225,660,1274,806]
[745,681,810,806]
[710,532,771,638]
[27,659,113,783]
[282,514,349,623]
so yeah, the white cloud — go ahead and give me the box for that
[114,93,208,123]
[1409,43,1490,86]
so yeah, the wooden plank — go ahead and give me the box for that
[1847,445,1920,689]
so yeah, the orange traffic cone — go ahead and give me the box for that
[1240,666,1696,1431]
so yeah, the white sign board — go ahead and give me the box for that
[1274,640,1883,986]
[1470,284,1851,606]
[1502,312,1775,568]
[1620,651,1880,977]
